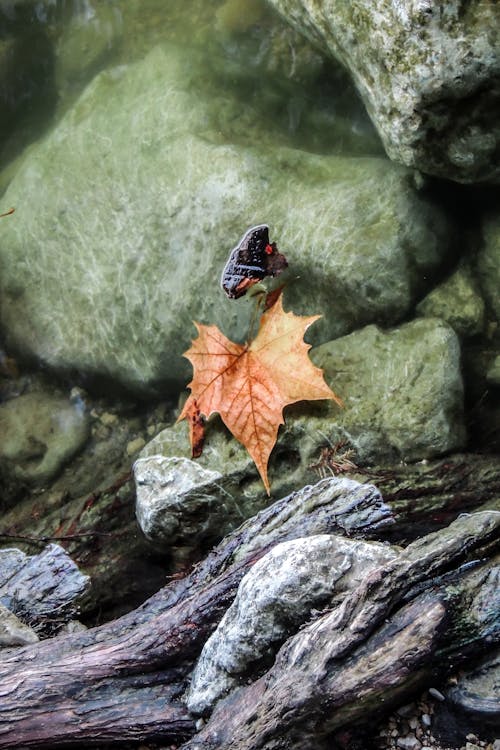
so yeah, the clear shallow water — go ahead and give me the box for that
[0,0,383,183]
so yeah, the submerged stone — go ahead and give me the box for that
[0,602,39,648]
[0,390,90,487]
[310,318,466,463]
[486,356,500,387]
[0,44,452,394]
[266,0,500,183]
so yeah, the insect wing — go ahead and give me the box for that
[220,224,288,299]
[221,224,271,299]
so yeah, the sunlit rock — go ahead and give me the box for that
[266,0,500,183]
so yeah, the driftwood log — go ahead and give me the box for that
[0,473,498,749]
[0,452,499,619]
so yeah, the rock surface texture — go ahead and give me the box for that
[478,212,500,324]
[138,317,465,512]
[0,390,90,488]
[416,264,485,339]
[310,317,466,463]
[186,534,397,715]
[267,0,500,183]
[0,44,453,393]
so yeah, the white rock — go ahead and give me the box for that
[134,455,223,544]
[186,534,397,715]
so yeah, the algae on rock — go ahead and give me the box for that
[0,44,453,395]
[416,264,485,339]
[266,0,500,182]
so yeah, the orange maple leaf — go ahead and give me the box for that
[178,293,342,494]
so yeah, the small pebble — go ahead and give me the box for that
[467,736,479,743]
[493,741,500,750]
[70,386,87,403]
[409,717,418,730]
[100,411,118,426]
[396,735,421,750]
[92,424,110,440]
[466,743,482,750]
[126,436,146,456]
[428,687,445,701]
[421,713,432,728]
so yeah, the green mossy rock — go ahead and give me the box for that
[0,45,452,394]
[0,390,90,487]
[309,318,466,463]
[416,264,485,338]
[266,0,500,183]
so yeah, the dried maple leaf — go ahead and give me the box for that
[184,398,205,458]
[179,292,342,494]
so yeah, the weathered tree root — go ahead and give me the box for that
[0,476,498,749]
[183,512,500,749]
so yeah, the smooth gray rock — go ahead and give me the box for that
[266,0,500,182]
[0,44,452,394]
[416,264,485,339]
[186,533,397,715]
[134,455,223,545]
[0,390,90,485]
[0,602,39,647]
[0,543,89,621]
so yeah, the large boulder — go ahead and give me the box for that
[266,0,500,183]
[0,44,453,395]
